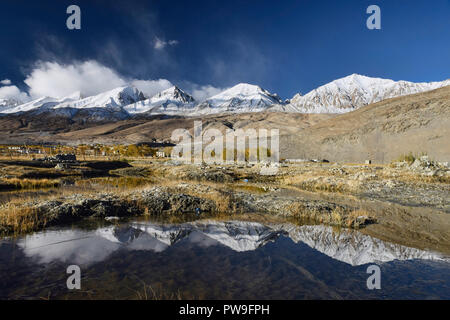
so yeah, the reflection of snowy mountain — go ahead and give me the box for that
[16,220,448,266]
[281,224,446,266]
[131,221,283,252]
[98,221,450,265]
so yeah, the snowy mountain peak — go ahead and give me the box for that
[285,74,450,113]
[123,85,196,115]
[53,85,145,110]
[1,96,60,114]
[151,86,195,104]
[1,75,449,118]
[194,83,283,114]
[213,83,280,100]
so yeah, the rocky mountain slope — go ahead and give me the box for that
[194,83,283,114]
[124,86,196,115]
[274,74,450,113]
[279,85,450,162]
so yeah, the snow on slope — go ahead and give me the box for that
[1,75,449,118]
[194,83,283,114]
[123,86,196,115]
[1,96,60,114]
[0,98,22,112]
[54,86,144,110]
[279,74,450,113]
[0,86,145,120]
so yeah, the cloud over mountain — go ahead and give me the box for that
[2,60,224,103]
[24,61,128,99]
[0,84,29,102]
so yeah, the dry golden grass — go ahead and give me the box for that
[231,184,268,194]
[279,162,449,197]
[0,178,60,190]
[0,186,100,235]
[377,168,450,184]
[75,176,154,190]
[285,201,372,229]
[0,204,45,234]
[282,174,350,193]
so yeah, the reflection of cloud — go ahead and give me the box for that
[128,233,169,252]
[17,230,120,265]
[186,230,219,248]
[97,226,169,252]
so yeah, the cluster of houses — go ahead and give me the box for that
[0,144,170,159]
[4,146,44,155]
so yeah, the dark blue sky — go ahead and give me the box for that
[0,0,449,99]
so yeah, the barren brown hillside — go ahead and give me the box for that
[0,86,448,163]
[280,85,450,162]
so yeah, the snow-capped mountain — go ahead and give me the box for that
[0,86,146,121]
[123,86,196,115]
[194,83,283,114]
[1,96,60,114]
[0,97,22,111]
[54,86,145,110]
[277,74,450,113]
[1,75,449,118]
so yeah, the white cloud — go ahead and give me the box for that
[0,85,30,102]
[2,60,223,105]
[23,61,179,100]
[0,79,12,85]
[154,37,179,50]
[24,60,128,99]
[188,84,227,101]
[131,79,173,98]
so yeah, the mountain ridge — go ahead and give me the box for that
[273,74,450,113]
[1,74,448,119]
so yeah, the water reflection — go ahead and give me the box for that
[15,220,448,267]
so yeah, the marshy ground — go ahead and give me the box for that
[0,156,449,256]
